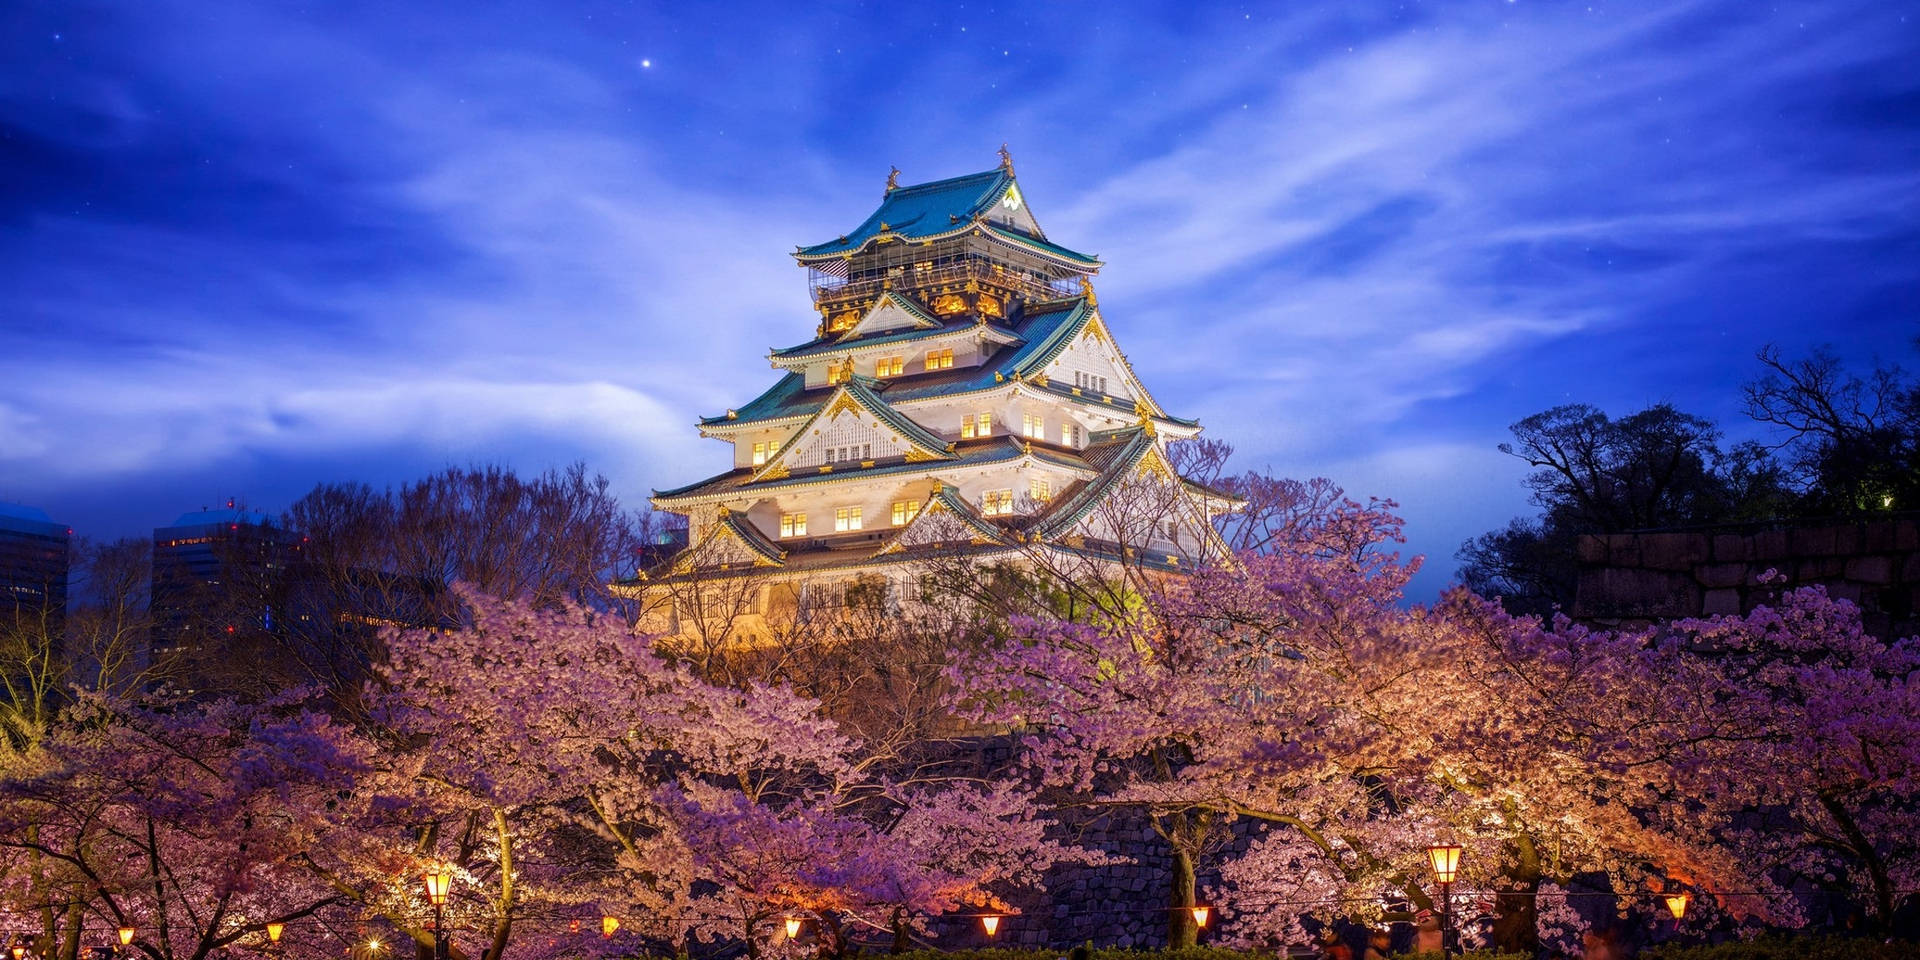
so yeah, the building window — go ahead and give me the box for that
[891,500,921,526]
[1022,413,1044,438]
[878,356,905,377]
[827,361,852,385]
[960,412,992,438]
[1061,423,1081,447]
[1074,371,1109,393]
[982,490,1014,516]
[926,347,954,370]
[1030,478,1052,502]
[780,514,807,537]
[835,506,863,532]
[752,439,782,466]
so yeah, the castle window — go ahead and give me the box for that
[891,500,921,526]
[1022,413,1044,439]
[982,490,1014,516]
[925,348,954,370]
[962,412,993,439]
[1061,423,1081,447]
[1074,371,1109,393]
[1030,478,1052,502]
[827,361,853,385]
[835,506,863,532]
[878,356,905,377]
[752,438,783,466]
[780,514,807,537]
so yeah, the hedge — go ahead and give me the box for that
[882,949,1524,960]
[1641,936,1920,960]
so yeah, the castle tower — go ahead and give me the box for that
[636,155,1238,626]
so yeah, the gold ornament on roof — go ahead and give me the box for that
[1079,276,1098,307]
[933,293,968,316]
[886,166,900,192]
[977,294,1003,318]
[998,143,1014,175]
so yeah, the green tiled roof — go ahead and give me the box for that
[794,169,1099,268]
[654,437,1029,503]
[770,318,992,360]
[797,169,1011,258]
[1035,426,1158,539]
[715,509,786,565]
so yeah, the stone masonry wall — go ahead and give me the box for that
[1571,514,1920,639]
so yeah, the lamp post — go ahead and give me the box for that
[1426,843,1463,958]
[118,929,135,952]
[424,866,454,960]
[979,915,1001,940]
[783,918,803,940]
[1190,906,1210,941]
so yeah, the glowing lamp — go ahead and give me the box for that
[13,946,27,960]
[118,930,136,948]
[366,940,382,953]
[600,916,620,939]
[980,915,1002,938]
[1190,906,1211,928]
[784,918,803,939]
[1426,843,1463,884]
[266,924,284,944]
[1665,893,1690,920]
[424,867,454,906]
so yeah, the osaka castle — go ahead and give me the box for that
[634,150,1238,624]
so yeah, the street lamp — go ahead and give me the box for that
[117,930,135,950]
[1426,843,1463,959]
[979,915,1002,939]
[783,918,803,940]
[265,925,283,945]
[423,866,454,960]
[600,917,620,940]
[1664,892,1690,920]
[1190,906,1211,930]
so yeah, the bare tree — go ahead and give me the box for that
[1744,344,1920,513]
[1,537,160,747]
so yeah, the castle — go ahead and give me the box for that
[632,151,1238,631]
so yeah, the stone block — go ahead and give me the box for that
[1834,525,1863,554]
[1698,563,1749,588]
[1753,529,1790,560]
[1799,558,1845,581]
[1898,520,1920,551]
[1576,534,1608,564]
[1827,582,1865,605]
[1702,588,1744,616]
[1641,533,1710,570]
[1847,556,1896,585]
[1791,526,1839,556]
[1573,567,1700,618]
[1605,533,1641,567]
[1902,554,1920,583]
[1713,534,1751,562]
[1864,522,1898,553]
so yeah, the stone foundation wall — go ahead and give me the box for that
[1571,515,1920,638]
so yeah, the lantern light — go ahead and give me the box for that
[1190,906,1211,928]
[424,866,454,906]
[118,930,136,948]
[1426,844,1463,884]
[980,915,1002,938]
[13,946,27,960]
[784,918,803,940]
[1665,893,1690,920]
[601,916,620,939]
[366,940,382,953]
[266,924,284,944]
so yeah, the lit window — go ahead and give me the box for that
[891,500,921,526]
[926,348,954,370]
[983,490,1014,516]
[878,356,904,377]
[975,412,991,436]
[827,361,852,385]
[752,440,783,466]
[1022,413,1044,438]
[835,506,863,532]
[1061,423,1081,447]
[1030,478,1052,502]
[780,514,807,537]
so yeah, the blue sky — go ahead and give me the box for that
[2,1,1915,598]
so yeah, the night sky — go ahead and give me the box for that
[3,1,1916,598]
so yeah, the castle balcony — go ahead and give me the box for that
[808,259,1081,314]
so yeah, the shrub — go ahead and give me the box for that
[1641,936,1920,960]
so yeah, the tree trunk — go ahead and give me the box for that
[1490,836,1541,955]
[890,909,909,954]
[483,810,515,960]
[1168,843,1198,949]
[1820,792,1896,929]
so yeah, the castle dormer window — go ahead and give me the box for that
[926,348,954,370]
[877,356,904,377]
[960,412,992,439]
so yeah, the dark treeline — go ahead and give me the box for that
[1459,343,1920,617]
